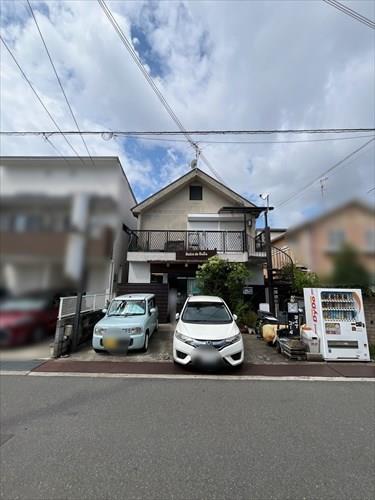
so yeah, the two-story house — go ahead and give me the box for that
[0,156,137,296]
[121,167,268,321]
[272,200,375,278]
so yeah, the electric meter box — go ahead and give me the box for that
[303,288,370,361]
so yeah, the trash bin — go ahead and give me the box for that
[301,327,320,354]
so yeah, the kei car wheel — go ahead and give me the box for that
[141,331,150,352]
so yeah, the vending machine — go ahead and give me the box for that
[303,288,370,361]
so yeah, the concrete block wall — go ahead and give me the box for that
[364,297,375,345]
[52,310,104,357]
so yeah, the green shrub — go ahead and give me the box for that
[234,301,257,327]
[196,256,251,311]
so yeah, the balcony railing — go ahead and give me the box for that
[128,230,247,253]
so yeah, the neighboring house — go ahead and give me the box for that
[272,200,375,278]
[122,167,268,321]
[0,156,137,296]
[256,227,287,242]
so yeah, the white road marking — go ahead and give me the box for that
[1,371,31,376]
[20,371,375,382]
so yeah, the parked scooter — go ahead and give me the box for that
[255,310,279,340]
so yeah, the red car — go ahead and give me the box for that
[0,292,62,347]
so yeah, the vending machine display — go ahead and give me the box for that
[303,288,370,361]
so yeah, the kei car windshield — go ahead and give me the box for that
[107,299,146,317]
[182,302,232,324]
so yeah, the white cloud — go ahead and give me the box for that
[1,0,374,225]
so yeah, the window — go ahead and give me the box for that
[0,214,13,231]
[25,214,43,231]
[189,185,202,200]
[148,297,155,312]
[182,301,232,324]
[151,273,163,284]
[328,229,345,250]
[14,215,27,232]
[107,299,146,317]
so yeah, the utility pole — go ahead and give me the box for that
[65,193,90,353]
[260,193,275,314]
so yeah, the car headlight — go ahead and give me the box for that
[125,327,142,335]
[175,330,194,345]
[95,326,107,335]
[226,333,242,344]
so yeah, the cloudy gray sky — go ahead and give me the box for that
[1,0,374,226]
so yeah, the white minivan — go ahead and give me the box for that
[173,295,244,369]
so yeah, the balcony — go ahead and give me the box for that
[128,230,247,254]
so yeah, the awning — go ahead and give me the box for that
[219,206,274,218]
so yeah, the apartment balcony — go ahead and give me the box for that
[127,230,266,262]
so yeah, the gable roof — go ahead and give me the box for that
[272,199,375,244]
[132,168,256,215]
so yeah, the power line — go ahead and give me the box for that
[97,0,223,182]
[0,35,84,160]
[323,0,375,30]
[276,137,375,209]
[42,134,73,167]
[186,134,375,145]
[26,0,95,167]
[1,128,374,138]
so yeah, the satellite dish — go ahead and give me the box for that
[190,159,197,169]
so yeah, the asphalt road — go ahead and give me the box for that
[0,376,374,500]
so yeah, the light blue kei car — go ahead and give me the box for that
[92,294,158,353]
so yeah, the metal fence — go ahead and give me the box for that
[58,292,112,320]
[128,230,246,253]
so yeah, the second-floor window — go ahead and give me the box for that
[328,229,345,250]
[189,185,202,200]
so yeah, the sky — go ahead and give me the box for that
[1,0,374,227]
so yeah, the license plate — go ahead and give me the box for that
[103,337,118,350]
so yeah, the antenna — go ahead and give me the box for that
[190,143,200,169]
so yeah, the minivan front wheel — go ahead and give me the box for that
[141,331,150,352]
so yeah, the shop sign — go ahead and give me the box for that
[243,286,254,295]
[176,250,216,261]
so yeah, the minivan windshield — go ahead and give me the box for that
[182,301,232,324]
[107,299,146,317]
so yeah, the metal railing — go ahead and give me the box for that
[128,230,247,253]
[58,292,112,320]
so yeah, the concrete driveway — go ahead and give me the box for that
[68,324,292,364]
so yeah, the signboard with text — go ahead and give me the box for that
[176,250,216,261]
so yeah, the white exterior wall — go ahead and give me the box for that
[0,157,136,295]
[128,262,151,283]
[139,181,245,231]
